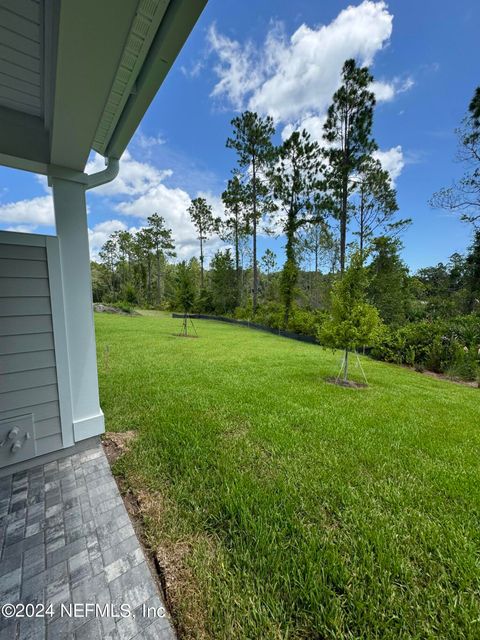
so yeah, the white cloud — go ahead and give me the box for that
[373,145,404,183]
[371,76,414,102]
[180,59,205,78]
[113,181,199,259]
[135,132,165,149]
[208,1,407,125]
[85,151,172,197]
[281,114,327,142]
[371,80,396,102]
[208,24,264,110]
[0,195,54,227]
[5,224,38,234]
[88,220,130,259]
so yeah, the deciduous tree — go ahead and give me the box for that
[318,252,383,383]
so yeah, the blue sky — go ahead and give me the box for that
[0,0,479,272]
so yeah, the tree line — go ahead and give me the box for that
[92,59,480,382]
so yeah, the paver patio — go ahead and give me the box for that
[0,442,174,640]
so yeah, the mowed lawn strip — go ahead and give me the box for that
[96,312,480,640]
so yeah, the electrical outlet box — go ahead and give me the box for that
[0,414,36,467]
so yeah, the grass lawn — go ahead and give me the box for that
[95,311,480,640]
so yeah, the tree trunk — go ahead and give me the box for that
[200,234,204,289]
[156,250,161,305]
[359,187,365,262]
[343,348,349,382]
[340,177,348,274]
[146,256,152,304]
[234,211,240,302]
[252,156,258,314]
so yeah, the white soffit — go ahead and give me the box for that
[0,0,42,117]
[92,0,170,155]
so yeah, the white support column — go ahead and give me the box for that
[51,177,104,441]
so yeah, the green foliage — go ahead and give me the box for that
[187,197,218,288]
[319,301,383,352]
[209,249,238,315]
[288,307,326,336]
[367,236,410,326]
[372,314,480,380]
[317,252,383,381]
[175,261,197,313]
[322,58,378,272]
[227,110,276,312]
[271,129,322,324]
[111,301,134,314]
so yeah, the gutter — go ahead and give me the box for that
[47,157,119,189]
[85,157,119,190]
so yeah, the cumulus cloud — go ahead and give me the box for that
[85,151,172,197]
[0,195,54,227]
[207,0,411,126]
[208,1,412,186]
[114,182,216,260]
[373,145,404,183]
[88,220,135,260]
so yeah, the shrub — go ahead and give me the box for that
[111,301,133,314]
[372,313,480,380]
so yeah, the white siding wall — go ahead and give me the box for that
[0,240,63,461]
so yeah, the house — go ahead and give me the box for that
[0,0,207,475]
[0,2,207,637]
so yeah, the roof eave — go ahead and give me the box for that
[98,0,207,160]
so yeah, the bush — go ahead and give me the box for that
[288,308,325,337]
[372,314,480,380]
[111,301,134,314]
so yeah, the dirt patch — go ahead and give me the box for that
[102,431,137,464]
[325,376,368,389]
[418,369,479,388]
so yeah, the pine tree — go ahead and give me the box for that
[210,249,237,314]
[367,237,410,327]
[322,59,377,273]
[221,174,248,301]
[227,111,275,313]
[145,214,176,305]
[430,87,480,225]
[270,129,322,324]
[351,157,407,260]
[187,198,217,289]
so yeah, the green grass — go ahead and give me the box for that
[96,311,480,640]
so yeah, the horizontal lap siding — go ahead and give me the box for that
[0,241,62,458]
[0,349,56,373]
[0,258,48,278]
[0,278,50,297]
[0,1,41,117]
[0,315,52,335]
[0,333,54,354]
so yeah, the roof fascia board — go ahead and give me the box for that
[49,0,138,171]
[104,0,207,159]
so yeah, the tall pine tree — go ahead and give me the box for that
[227,111,275,313]
[323,59,377,273]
